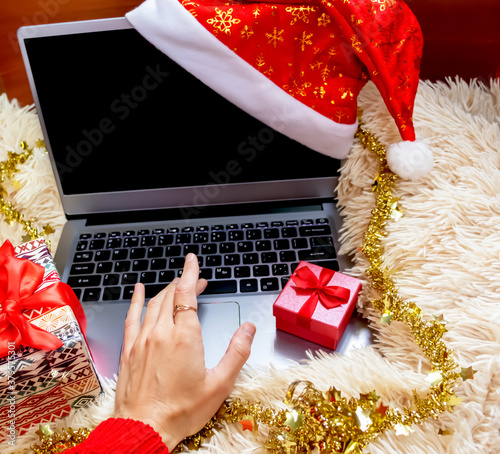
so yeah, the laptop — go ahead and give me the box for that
[17,17,372,379]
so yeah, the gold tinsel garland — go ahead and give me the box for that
[0,140,54,248]
[22,126,474,453]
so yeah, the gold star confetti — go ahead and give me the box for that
[381,311,393,325]
[460,366,476,381]
[395,423,414,436]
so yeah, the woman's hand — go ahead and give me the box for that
[114,253,256,451]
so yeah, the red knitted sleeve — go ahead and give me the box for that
[64,418,169,454]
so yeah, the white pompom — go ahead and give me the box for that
[386,140,433,180]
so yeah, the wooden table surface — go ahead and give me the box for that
[1,0,499,107]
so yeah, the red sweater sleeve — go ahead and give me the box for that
[64,418,169,454]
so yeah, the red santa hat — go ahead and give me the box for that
[126,0,433,180]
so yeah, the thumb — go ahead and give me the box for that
[212,322,256,385]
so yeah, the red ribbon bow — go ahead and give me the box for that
[0,240,86,357]
[291,265,350,329]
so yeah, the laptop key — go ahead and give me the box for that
[246,229,262,240]
[253,265,270,277]
[242,253,259,264]
[145,284,168,298]
[141,236,156,247]
[151,258,167,270]
[148,247,164,258]
[281,227,298,238]
[169,257,185,268]
[204,280,237,294]
[131,260,148,271]
[215,267,232,279]
[165,245,182,256]
[70,263,95,275]
[82,288,101,302]
[96,262,113,273]
[292,238,308,249]
[224,254,240,266]
[255,240,272,251]
[122,273,139,285]
[298,246,336,261]
[140,272,157,284]
[240,279,258,292]
[176,234,192,244]
[115,261,132,272]
[107,238,122,248]
[68,275,101,287]
[193,233,209,243]
[310,236,334,246]
[272,264,289,276]
[274,239,290,250]
[103,273,120,286]
[102,287,122,301]
[124,237,139,248]
[158,234,174,245]
[123,286,135,300]
[220,242,235,253]
[130,247,146,259]
[112,249,128,260]
[280,250,296,262]
[95,250,111,261]
[199,268,213,280]
[237,241,253,252]
[183,244,199,255]
[89,239,105,250]
[264,228,280,239]
[159,270,176,282]
[261,252,277,263]
[76,241,88,251]
[211,231,226,242]
[206,255,222,267]
[201,243,217,254]
[228,230,244,241]
[260,277,279,291]
[299,225,332,236]
[74,252,93,262]
[234,266,251,278]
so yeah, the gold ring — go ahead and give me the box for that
[173,304,197,319]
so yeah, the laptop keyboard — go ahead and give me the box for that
[67,218,339,302]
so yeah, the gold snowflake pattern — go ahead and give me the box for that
[266,28,285,47]
[295,31,313,52]
[207,8,241,35]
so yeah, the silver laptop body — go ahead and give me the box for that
[17,17,372,379]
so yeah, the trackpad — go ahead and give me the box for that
[198,301,241,369]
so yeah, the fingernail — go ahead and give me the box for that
[185,253,195,262]
[241,323,256,339]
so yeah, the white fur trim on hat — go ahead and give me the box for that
[386,140,433,180]
[126,0,357,160]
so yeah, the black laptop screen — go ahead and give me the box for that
[24,28,340,196]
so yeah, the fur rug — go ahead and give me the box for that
[0,77,499,453]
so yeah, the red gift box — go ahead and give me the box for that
[273,261,362,350]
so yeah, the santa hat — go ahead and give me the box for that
[126,0,433,180]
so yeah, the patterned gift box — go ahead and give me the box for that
[0,239,102,440]
[273,261,362,350]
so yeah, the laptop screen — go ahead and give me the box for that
[24,27,339,195]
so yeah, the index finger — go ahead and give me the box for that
[158,253,200,323]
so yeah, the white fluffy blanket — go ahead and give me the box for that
[0,78,499,453]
